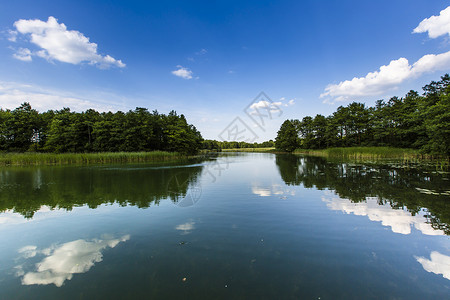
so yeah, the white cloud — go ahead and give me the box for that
[415,252,450,280]
[12,48,32,61]
[413,6,450,38]
[12,16,125,68]
[0,81,128,112]
[7,29,18,42]
[322,194,445,236]
[321,51,450,102]
[18,235,130,287]
[321,7,450,103]
[172,65,193,79]
[249,100,283,114]
[411,51,450,74]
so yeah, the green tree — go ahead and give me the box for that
[275,120,300,152]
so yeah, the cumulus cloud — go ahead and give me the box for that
[12,16,125,68]
[321,51,450,102]
[415,251,450,280]
[17,235,130,287]
[171,65,193,79]
[413,6,450,38]
[322,194,445,236]
[321,7,450,103]
[0,81,128,112]
[411,51,450,74]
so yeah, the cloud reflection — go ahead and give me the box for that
[415,251,450,280]
[175,221,195,234]
[322,194,444,236]
[251,183,295,197]
[16,235,129,287]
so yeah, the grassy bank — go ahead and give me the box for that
[221,147,275,152]
[0,151,187,166]
[293,147,428,159]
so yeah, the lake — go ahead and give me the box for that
[0,153,449,299]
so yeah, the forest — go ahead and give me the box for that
[275,74,450,156]
[202,139,275,150]
[0,105,203,154]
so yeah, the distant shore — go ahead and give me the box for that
[220,146,448,161]
[0,151,188,166]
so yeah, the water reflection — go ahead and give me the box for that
[275,154,450,235]
[322,193,444,235]
[0,160,205,219]
[415,252,450,280]
[15,235,129,287]
[175,221,195,234]
[251,183,296,198]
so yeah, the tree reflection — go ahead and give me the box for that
[275,154,450,234]
[0,160,205,218]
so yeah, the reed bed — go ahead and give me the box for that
[294,147,421,159]
[0,151,186,166]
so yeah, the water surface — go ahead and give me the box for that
[0,153,449,299]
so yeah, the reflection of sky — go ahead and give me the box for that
[16,235,130,287]
[251,183,295,197]
[415,252,450,281]
[322,193,445,236]
[0,205,121,228]
[175,221,195,234]
[0,206,63,226]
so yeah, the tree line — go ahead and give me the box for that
[0,104,203,154]
[275,74,450,156]
[202,139,275,150]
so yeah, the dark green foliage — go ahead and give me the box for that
[275,120,300,152]
[275,74,450,156]
[0,105,203,155]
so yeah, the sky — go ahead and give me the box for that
[1,0,450,141]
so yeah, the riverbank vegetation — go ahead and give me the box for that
[275,74,450,157]
[0,151,187,166]
[294,147,421,159]
[0,105,203,155]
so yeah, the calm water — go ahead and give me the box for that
[0,153,449,299]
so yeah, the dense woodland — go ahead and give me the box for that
[275,74,450,156]
[0,105,203,154]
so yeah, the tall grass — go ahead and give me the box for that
[294,147,423,159]
[0,151,186,166]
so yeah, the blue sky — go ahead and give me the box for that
[1,0,449,141]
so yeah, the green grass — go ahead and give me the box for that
[0,151,187,166]
[221,147,275,152]
[293,147,424,159]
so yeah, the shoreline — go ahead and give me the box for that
[0,151,190,167]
